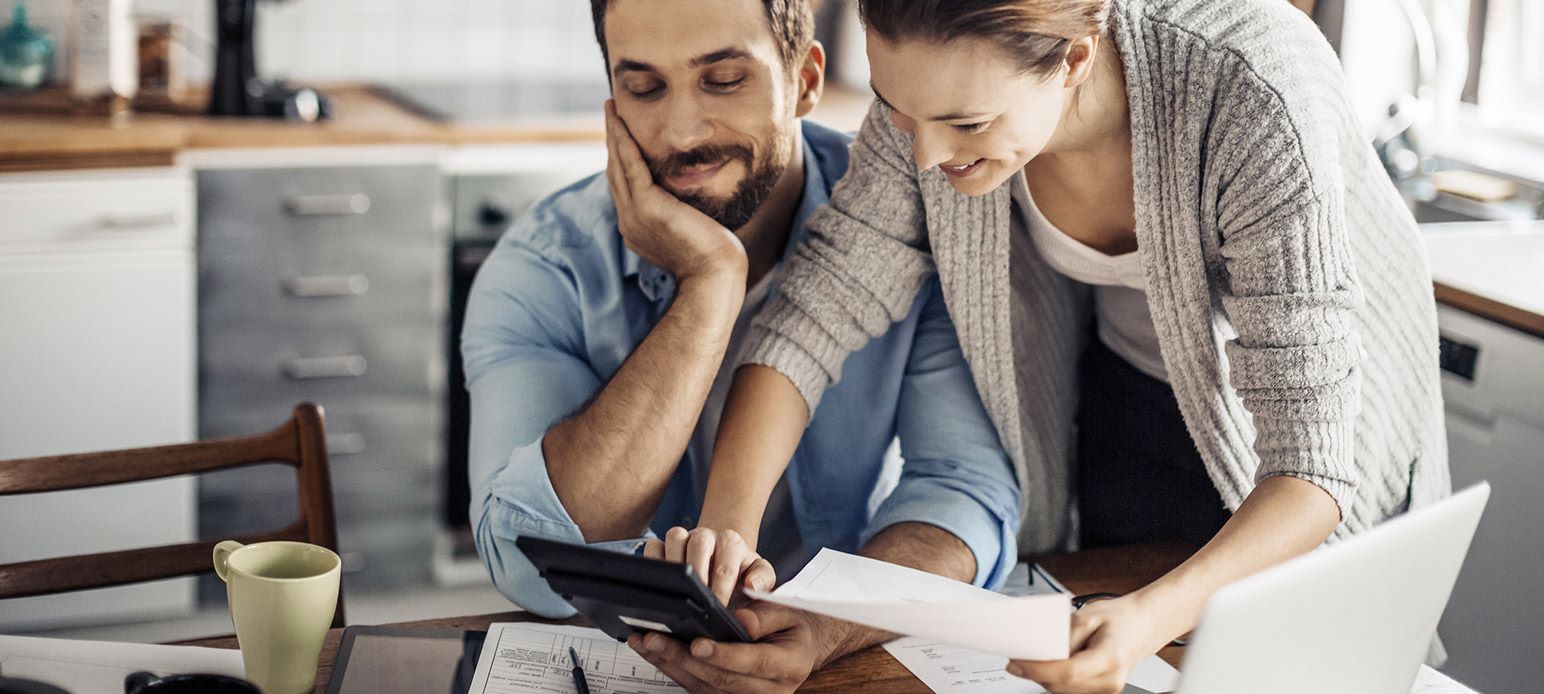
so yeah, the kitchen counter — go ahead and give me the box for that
[1424,221,1544,339]
[0,84,875,173]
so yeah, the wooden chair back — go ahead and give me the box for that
[0,403,345,628]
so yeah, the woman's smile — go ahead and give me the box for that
[940,158,985,178]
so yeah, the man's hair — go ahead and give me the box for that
[589,0,815,74]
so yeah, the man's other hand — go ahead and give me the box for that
[629,602,836,694]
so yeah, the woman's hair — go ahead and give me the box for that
[858,0,1111,77]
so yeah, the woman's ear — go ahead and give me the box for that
[794,40,827,118]
[1062,35,1100,90]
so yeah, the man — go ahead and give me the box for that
[460,0,1021,689]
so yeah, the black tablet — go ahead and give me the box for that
[516,535,753,644]
[323,626,486,694]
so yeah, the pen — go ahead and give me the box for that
[569,646,591,694]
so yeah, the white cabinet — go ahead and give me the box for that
[0,168,197,630]
[1434,304,1544,694]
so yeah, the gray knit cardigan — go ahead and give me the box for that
[743,0,1451,555]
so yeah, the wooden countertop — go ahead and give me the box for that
[0,84,875,173]
[21,84,1534,341]
[1424,221,1544,339]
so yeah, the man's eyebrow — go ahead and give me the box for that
[689,48,753,68]
[611,48,751,79]
[613,59,656,78]
[870,81,993,122]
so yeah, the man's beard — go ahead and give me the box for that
[649,137,790,230]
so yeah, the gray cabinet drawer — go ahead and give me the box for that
[199,401,442,489]
[200,464,437,524]
[198,400,442,591]
[199,324,442,416]
[199,501,437,590]
[200,248,445,330]
[197,165,443,256]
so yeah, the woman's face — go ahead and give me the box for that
[866,32,1069,197]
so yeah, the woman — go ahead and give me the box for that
[679,0,1449,691]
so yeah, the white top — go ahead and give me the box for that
[1012,176,1169,382]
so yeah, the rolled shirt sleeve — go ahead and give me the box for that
[863,282,1022,589]
[462,232,649,617]
[475,436,647,619]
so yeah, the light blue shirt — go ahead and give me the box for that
[461,120,1021,618]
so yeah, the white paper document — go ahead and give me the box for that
[466,622,682,694]
[747,549,1071,660]
[747,550,1179,693]
[0,633,245,693]
[884,637,1180,694]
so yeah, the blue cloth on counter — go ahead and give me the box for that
[460,119,1020,618]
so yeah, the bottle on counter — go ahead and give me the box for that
[71,0,136,114]
[0,3,54,91]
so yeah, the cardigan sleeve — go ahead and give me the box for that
[1211,62,1366,517]
[740,101,935,414]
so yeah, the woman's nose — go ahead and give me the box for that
[911,132,952,173]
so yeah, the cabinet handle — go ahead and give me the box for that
[99,211,179,230]
[283,193,371,217]
[327,432,367,456]
[283,355,367,380]
[284,274,370,298]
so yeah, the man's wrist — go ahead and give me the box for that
[676,247,748,288]
[674,269,747,320]
[809,613,889,669]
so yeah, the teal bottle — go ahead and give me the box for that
[0,3,54,91]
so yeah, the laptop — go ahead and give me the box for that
[1174,482,1489,694]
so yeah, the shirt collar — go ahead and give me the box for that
[624,120,834,304]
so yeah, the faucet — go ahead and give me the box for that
[1373,0,1440,183]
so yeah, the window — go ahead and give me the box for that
[1466,0,1544,141]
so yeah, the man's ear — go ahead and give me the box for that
[1062,35,1100,89]
[793,40,826,118]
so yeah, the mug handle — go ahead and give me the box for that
[213,540,245,583]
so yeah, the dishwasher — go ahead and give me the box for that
[0,167,198,630]
[1433,303,1544,694]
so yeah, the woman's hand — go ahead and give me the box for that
[1005,593,1176,694]
[645,526,776,607]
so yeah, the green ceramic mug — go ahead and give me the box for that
[213,540,341,694]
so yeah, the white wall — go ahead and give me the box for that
[18,0,605,86]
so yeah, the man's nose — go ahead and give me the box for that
[658,91,715,153]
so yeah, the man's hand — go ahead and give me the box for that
[1005,593,1173,694]
[628,602,838,694]
[605,100,747,284]
[644,526,775,607]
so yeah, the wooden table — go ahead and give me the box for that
[185,544,1197,693]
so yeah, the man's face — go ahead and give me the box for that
[604,0,800,229]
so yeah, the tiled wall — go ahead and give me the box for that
[18,0,604,86]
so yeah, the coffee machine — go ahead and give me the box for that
[209,0,330,120]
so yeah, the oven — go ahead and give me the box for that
[438,144,607,580]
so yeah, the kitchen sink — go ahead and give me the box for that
[1401,165,1544,225]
